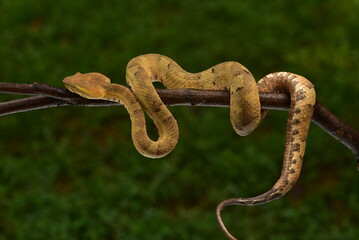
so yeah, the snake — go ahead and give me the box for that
[63,54,316,240]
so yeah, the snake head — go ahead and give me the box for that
[63,72,111,99]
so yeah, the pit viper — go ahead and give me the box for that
[63,54,316,240]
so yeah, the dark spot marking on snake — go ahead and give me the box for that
[236,87,243,92]
[289,168,295,174]
[306,103,314,110]
[135,131,151,150]
[156,148,162,155]
[212,81,216,85]
[153,107,161,113]
[142,144,150,150]
[281,177,290,185]
[163,116,174,124]
[243,69,250,74]
[294,108,301,114]
[134,70,141,77]
[283,179,291,189]
[234,71,242,77]
[293,119,301,125]
[296,89,307,101]
[167,63,171,69]
[211,68,216,73]
[292,129,299,135]
[234,122,243,131]
[292,143,301,152]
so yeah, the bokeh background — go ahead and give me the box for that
[1,0,358,239]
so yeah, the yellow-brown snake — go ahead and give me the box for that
[63,54,316,240]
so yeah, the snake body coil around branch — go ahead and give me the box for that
[63,54,316,240]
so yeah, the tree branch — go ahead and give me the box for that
[1,81,358,169]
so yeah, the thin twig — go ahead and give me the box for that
[1,82,358,169]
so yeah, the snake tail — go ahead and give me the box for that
[216,72,316,240]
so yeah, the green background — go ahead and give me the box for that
[0,0,358,239]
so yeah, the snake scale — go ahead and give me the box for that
[63,54,316,240]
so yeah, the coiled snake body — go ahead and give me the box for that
[63,54,316,240]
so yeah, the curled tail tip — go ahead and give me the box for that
[216,205,238,240]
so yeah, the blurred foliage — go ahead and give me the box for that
[0,0,358,239]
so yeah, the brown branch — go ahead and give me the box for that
[1,82,358,169]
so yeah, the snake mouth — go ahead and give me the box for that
[64,83,93,99]
[64,83,80,94]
